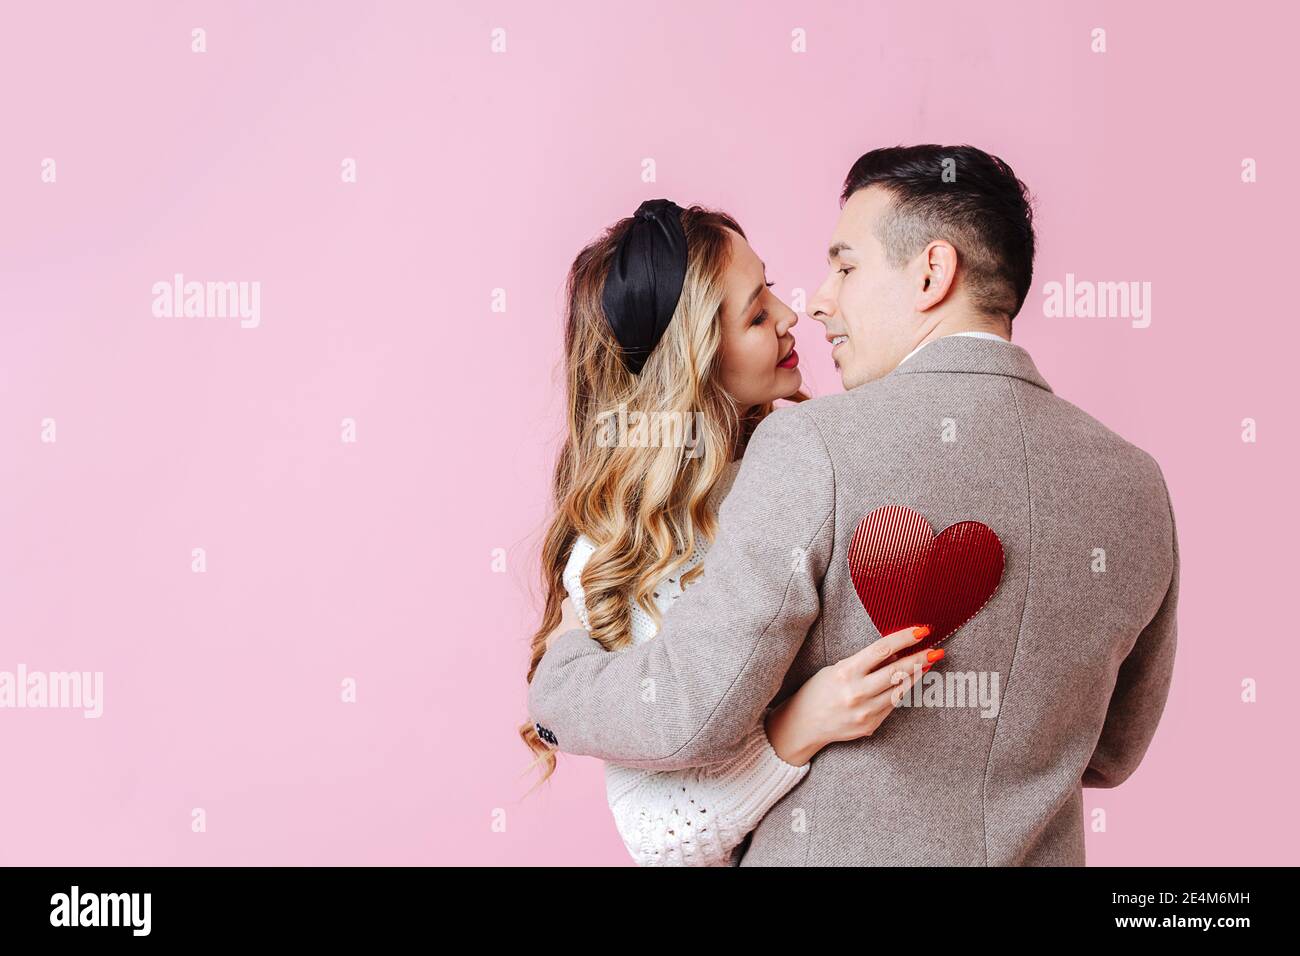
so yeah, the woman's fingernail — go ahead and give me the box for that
[926,648,945,663]
[912,625,931,640]
[921,663,932,673]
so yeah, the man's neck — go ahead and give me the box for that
[912,315,1011,352]
[895,315,1013,370]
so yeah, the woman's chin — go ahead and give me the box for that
[774,368,803,399]
[735,369,803,407]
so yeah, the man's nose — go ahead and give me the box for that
[808,275,836,324]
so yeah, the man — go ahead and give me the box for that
[528,145,1179,866]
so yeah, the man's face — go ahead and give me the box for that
[809,186,921,390]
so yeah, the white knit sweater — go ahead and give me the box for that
[561,459,810,867]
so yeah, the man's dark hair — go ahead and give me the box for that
[840,145,1036,321]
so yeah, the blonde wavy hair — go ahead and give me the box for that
[519,205,806,789]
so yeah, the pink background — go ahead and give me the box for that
[2,1,1296,866]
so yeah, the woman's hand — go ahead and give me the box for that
[544,597,586,652]
[764,625,943,767]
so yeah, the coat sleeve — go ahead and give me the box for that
[1083,467,1180,788]
[527,405,836,771]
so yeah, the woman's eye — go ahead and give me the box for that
[750,281,774,325]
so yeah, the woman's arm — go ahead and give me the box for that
[604,716,809,867]
[550,539,945,865]
[597,632,949,866]
[553,551,813,866]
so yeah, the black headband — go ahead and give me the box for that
[601,198,688,375]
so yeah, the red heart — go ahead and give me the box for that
[847,505,1005,664]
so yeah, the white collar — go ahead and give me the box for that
[899,330,1012,367]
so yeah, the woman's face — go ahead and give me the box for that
[717,229,802,408]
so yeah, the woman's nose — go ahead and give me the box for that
[777,305,799,337]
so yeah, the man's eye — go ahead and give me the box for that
[839,266,854,276]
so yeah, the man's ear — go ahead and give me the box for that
[915,240,958,311]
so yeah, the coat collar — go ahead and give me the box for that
[887,333,1053,393]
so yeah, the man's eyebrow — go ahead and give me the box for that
[827,242,853,263]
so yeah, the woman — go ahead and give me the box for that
[520,199,941,866]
